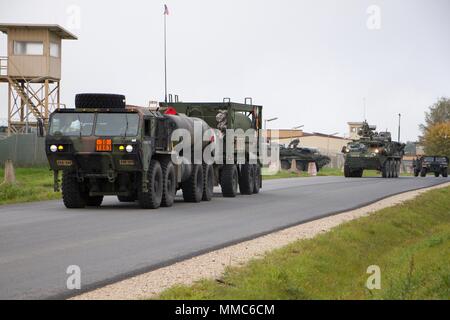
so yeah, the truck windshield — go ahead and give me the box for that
[49,113,94,136]
[94,113,139,137]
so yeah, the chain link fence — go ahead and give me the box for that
[0,134,47,166]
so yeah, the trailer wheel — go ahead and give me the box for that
[118,195,136,202]
[202,164,214,201]
[420,168,427,177]
[253,164,261,194]
[221,164,238,198]
[86,196,103,207]
[161,159,176,207]
[239,164,255,195]
[138,160,163,209]
[62,171,86,209]
[182,164,203,203]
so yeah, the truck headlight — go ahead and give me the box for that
[126,145,133,153]
[50,145,57,153]
[374,149,380,154]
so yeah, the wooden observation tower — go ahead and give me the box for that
[0,24,77,134]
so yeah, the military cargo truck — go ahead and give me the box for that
[413,156,449,177]
[160,98,263,197]
[342,121,405,178]
[43,93,216,209]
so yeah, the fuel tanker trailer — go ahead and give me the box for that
[42,93,215,209]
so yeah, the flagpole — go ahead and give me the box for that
[164,11,168,103]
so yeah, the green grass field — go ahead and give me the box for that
[262,167,382,180]
[0,167,59,205]
[159,186,450,300]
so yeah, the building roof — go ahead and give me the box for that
[347,121,364,126]
[302,132,349,140]
[0,23,77,40]
[266,129,304,139]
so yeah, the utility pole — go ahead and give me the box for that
[163,4,169,103]
[398,113,401,142]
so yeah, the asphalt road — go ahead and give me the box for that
[0,176,447,299]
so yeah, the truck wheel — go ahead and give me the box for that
[414,170,419,177]
[202,164,214,201]
[395,161,400,178]
[344,165,351,178]
[239,164,255,195]
[253,164,261,194]
[355,169,363,178]
[420,168,427,177]
[434,172,440,177]
[118,195,136,202]
[387,160,392,178]
[62,171,86,209]
[161,159,176,207]
[138,160,163,209]
[86,196,103,207]
[381,162,387,178]
[182,164,203,203]
[443,170,448,178]
[221,165,238,198]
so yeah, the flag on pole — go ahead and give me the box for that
[164,4,169,15]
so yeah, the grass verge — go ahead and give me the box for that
[159,186,450,300]
[262,168,382,180]
[0,167,60,205]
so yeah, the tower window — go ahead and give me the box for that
[13,41,44,55]
[50,42,60,57]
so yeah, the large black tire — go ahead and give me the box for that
[443,170,448,178]
[202,164,214,201]
[75,93,126,109]
[182,164,203,203]
[354,169,363,178]
[161,159,176,207]
[86,196,103,207]
[414,170,419,177]
[221,165,238,198]
[420,168,427,177]
[253,164,261,194]
[117,195,136,202]
[434,172,440,177]
[138,160,163,209]
[61,171,86,209]
[239,164,255,195]
[387,160,393,178]
[381,162,388,178]
[344,165,351,178]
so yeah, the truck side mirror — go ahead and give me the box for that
[341,146,347,153]
[37,119,45,137]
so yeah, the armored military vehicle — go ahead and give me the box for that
[160,98,263,197]
[342,121,405,178]
[413,156,448,177]
[279,139,330,171]
[43,93,216,209]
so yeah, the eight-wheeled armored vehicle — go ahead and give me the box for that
[279,139,331,171]
[342,121,405,178]
[413,156,448,177]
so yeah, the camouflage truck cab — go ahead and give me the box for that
[413,156,449,177]
[44,93,213,209]
[342,121,405,178]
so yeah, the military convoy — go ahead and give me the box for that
[279,139,331,172]
[43,94,262,209]
[342,121,405,178]
[413,156,449,177]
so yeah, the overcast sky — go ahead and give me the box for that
[1,0,449,141]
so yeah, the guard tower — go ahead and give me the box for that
[0,24,77,134]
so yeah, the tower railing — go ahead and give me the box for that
[0,56,7,76]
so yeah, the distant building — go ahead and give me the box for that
[347,122,364,140]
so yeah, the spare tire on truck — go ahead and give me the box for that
[75,93,126,109]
